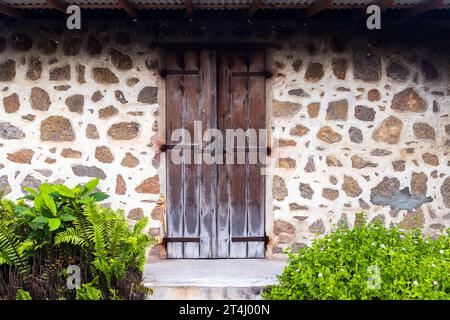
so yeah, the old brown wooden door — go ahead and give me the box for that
[165,48,266,258]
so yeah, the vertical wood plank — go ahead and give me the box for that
[247,49,266,258]
[165,49,184,258]
[183,49,201,258]
[217,50,231,258]
[199,49,217,258]
[229,49,249,258]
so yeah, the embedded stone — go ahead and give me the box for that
[349,127,363,143]
[0,175,11,196]
[370,148,392,156]
[76,64,86,84]
[307,102,320,118]
[367,89,381,102]
[7,149,34,164]
[372,116,402,144]
[316,126,342,144]
[126,77,140,86]
[30,87,51,111]
[109,48,133,70]
[135,175,160,194]
[72,165,106,180]
[289,203,308,211]
[65,94,84,113]
[422,152,439,166]
[299,183,314,200]
[371,177,400,198]
[38,38,57,55]
[309,220,325,234]
[49,65,70,81]
[351,155,378,169]
[145,58,159,71]
[411,172,428,197]
[392,160,406,172]
[26,56,42,80]
[304,156,316,172]
[108,122,140,140]
[272,99,301,118]
[292,59,302,72]
[446,124,450,136]
[40,116,75,142]
[332,58,348,80]
[355,105,376,121]
[342,175,362,197]
[87,36,103,55]
[278,158,296,169]
[391,87,427,112]
[151,204,164,221]
[92,67,119,84]
[121,152,140,168]
[11,33,32,51]
[115,90,128,104]
[353,49,381,82]
[63,36,81,56]
[95,146,114,163]
[20,174,41,192]
[290,124,309,136]
[54,85,71,91]
[441,177,450,208]
[128,208,144,221]
[99,105,118,119]
[326,155,342,167]
[3,93,20,113]
[0,122,25,139]
[386,61,410,81]
[359,198,370,210]
[413,122,435,140]
[273,175,288,200]
[322,188,339,200]
[91,90,104,102]
[149,227,161,237]
[0,60,16,81]
[277,139,297,147]
[288,88,310,98]
[398,210,425,230]
[421,59,439,80]
[86,124,100,140]
[61,148,82,158]
[115,174,126,195]
[304,62,324,82]
[138,86,158,104]
[274,220,295,235]
[326,99,348,120]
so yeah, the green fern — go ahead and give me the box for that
[0,227,30,275]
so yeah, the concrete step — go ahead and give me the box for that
[143,259,286,300]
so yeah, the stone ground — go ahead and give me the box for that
[143,259,286,300]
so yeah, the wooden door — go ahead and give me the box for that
[165,48,266,259]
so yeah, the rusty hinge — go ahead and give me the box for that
[160,69,199,77]
[231,71,272,78]
[162,237,200,244]
[231,236,269,245]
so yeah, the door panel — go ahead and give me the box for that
[165,48,266,258]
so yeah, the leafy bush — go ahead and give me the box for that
[0,179,154,300]
[263,219,450,300]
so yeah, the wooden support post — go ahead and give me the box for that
[305,0,332,17]
[118,0,137,18]
[46,0,68,13]
[185,0,193,18]
[248,0,263,18]
[402,0,444,18]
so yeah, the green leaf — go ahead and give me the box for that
[84,178,99,194]
[33,196,45,214]
[48,218,61,231]
[90,192,109,202]
[16,289,32,300]
[59,213,76,222]
[23,187,38,197]
[32,216,49,224]
[51,185,75,198]
[44,196,57,216]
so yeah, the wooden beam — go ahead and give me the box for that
[305,0,333,17]
[0,3,24,19]
[248,0,263,18]
[402,0,444,18]
[369,0,394,12]
[118,0,137,18]
[185,0,193,18]
[47,0,67,13]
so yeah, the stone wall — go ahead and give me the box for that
[0,19,449,259]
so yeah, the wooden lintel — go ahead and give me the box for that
[46,0,68,13]
[248,0,263,18]
[305,0,333,17]
[185,0,193,18]
[118,0,137,18]
[0,3,24,19]
[402,0,445,18]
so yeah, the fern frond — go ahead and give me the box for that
[54,228,88,247]
[0,228,30,275]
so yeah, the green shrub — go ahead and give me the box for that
[0,179,155,300]
[263,219,450,300]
